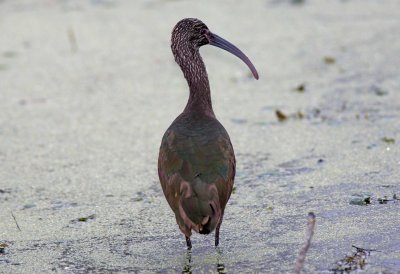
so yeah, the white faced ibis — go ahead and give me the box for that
[158,18,258,249]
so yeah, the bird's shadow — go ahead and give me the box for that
[182,247,226,273]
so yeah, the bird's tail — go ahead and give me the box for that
[177,178,221,236]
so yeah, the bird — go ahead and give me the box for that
[158,18,258,249]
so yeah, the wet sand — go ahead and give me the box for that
[1,0,400,272]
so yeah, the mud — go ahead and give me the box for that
[1,0,399,273]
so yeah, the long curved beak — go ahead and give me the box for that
[206,32,259,80]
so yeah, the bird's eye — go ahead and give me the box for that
[200,29,208,36]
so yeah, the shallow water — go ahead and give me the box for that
[1,0,400,273]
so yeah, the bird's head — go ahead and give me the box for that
[171,18,210,49]
[171,18,259,80]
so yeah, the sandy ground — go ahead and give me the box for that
[1,0,400,273]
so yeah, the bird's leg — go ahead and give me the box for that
[215,211,224,247]
[185,236,192,250]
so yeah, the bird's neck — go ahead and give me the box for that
[177,49,214,117]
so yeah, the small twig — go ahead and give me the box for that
[293,212,316,274]
[351,245,378,253]
[67,27,78,53]
[11,211,21,231]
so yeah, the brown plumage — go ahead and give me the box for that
[158,18,258,249]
